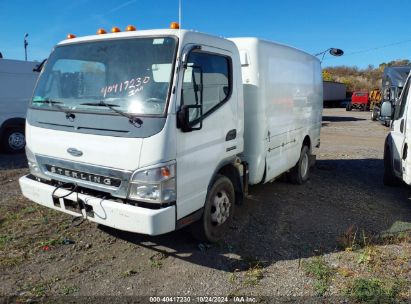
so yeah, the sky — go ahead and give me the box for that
[1,0,410,68]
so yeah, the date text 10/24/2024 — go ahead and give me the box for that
[149,296,257,303]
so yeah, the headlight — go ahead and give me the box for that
[128,162,176,204]
[26,146,41,176]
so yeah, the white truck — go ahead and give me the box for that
[19,26,322,242]
[0,59,39,153]
[382,70,411,186]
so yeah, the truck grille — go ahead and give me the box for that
[45,165,122,187]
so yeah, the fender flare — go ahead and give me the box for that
[208,157,244,204]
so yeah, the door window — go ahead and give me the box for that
[182,50,231,123]
[395,78,410,119]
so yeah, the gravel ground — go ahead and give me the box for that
[1,108,410,302]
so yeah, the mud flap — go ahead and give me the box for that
[309,154,316,167]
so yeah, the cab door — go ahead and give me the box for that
[175,45,239,219]
[391,76,411,182]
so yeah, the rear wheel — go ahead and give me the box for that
[289,145,311,184]
[191,175,235,243]
[1,127,25,153]
[346,104,352,111]
[371,108,378,121]
[383,147,399,186]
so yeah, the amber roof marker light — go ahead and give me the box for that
[97,28,107,35]
[67,33,76,39]
[170,22,180,29]
[126,25,136,31]
[111,26,121,33]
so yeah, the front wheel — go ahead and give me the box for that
[288,145,311,184]
[1,127,25,153]
[191,175,235,243]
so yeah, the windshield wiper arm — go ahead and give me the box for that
[34,99,63,105]
[79,101,143,128]
[32,98,68,112]
[80,102,119,107]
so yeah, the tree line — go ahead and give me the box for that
[323,59,410,92]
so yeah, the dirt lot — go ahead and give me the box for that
[1,108,411,302]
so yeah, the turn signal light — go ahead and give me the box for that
[111,26,121,33]
[126,25,136,31]
[161,167,171,178]
[170,22,180,29]
[67,33,76,39]
[97,28,107,35]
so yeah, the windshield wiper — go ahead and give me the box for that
[79,101,143,128]
[32,99,68,112]
[33,99,63,105]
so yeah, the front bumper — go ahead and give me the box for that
[19,175,176,235]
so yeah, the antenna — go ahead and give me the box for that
[179,0,182,28]
[24,33,29,61]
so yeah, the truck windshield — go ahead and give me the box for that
[32,37,177,116]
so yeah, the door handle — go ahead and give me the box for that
[400,119,404,133]
[225,129,237,141]
[403,143,408,160]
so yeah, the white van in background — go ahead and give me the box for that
[19,27,322,242]
[0,59,39,153]
[382,71,411,186]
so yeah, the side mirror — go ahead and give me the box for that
[177,104,203,132]
[380,101,392,119]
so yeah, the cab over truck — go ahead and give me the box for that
[373,66,410,126]
[19,25,323,242]
[0,59,39,153]
[382,71,411,186]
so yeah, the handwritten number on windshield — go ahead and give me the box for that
[101,76,151,98]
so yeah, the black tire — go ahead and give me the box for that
[191,175,235,243]
[346,104,352,111]
[383,147,399,186]
[371,108,378,121]
[1,127,25,153]
[288,145,311,185]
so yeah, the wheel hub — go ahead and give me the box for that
[8,132,25,150]
[210,190,231,225]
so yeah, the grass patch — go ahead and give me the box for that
[38,238,60,248]
[346,278,406,303]
[302,257,335,296]
[0,234,12,246]
[61,286,80,295]
[31,284,48,297]
[149,252,168,269]
[122,269,138,277]
[22,206,39,214]
[0,256,24,267]
[243,264,264,286]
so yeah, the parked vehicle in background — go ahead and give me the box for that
[346,91,369,111]
[19,25,323,242]
[323,81,346,107]
[369,89,382,120]
[372,66,410,126]
[0,59,39,153]
[382,71,411,186]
